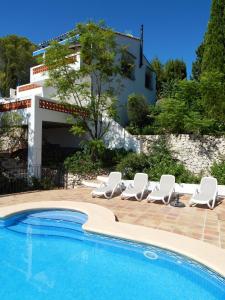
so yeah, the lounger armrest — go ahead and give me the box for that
[147,183,151,191]
[153,184,159,191]
[193,188,199,197]
[120,182,126,191]
[117,182,124,189]
[168,187,175,200]
[127,183,134,188]
[99,182,107,188]
[169,187,175,195]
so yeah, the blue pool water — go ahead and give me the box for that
[0,209,224,300]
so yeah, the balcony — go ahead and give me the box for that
[17,83,44,98]
[30,54,80,84]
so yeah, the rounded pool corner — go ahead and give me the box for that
[0,202,224,299]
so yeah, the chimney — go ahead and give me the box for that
[139,24,144,68]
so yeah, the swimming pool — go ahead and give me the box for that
[0,209,224,300]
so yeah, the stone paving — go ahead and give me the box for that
[0,187,225,249]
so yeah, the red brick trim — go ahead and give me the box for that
[39,99,88,117]
[32,55,77,74]
[0,99,31,112]
[33,65,48,74]
[18,84,41,92]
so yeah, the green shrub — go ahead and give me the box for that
[200,71,225,120]
[64,142,130,175]
[64,151,103,175]
[31,176,56,190]
[0,172,30,194]
[116,152,150,179]
[100,148,130,168]
[81,139,106,161]
[211,161,225,185]
[127,93,149,128]
[137,77,225,135]
[116,138,199,183]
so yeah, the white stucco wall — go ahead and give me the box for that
[17,86,57,99]
[103,118,141,152]
[101,34,156,125]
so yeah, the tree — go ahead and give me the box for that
[199,71,225,120]
[160,79,179,99]
[154,80,215,134]
[127,93,149,127]
[0,112,24,152]
[172,80,201,109]
[0,35,36,97]
[150,58,187,99]
[201,0,225,73]
[155,98,187,133]
[150,57,164,98]
[44,21,121,142]
[192,43,205,80]
[164,59,187,81]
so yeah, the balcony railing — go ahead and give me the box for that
[39,99,89,117]
[0,99,31,112]
[33,65,49,74]
[18,84,41,92]
[32,55,78,75]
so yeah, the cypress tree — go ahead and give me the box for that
[192,43,205,80]
[201,0,225,73]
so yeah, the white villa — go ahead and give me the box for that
[0,28,156,177]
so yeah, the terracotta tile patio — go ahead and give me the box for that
[0,187,225,249]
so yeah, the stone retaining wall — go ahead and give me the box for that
[138,134,225,175]
[65,171,108,188]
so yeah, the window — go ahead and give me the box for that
[121,51,135,80]
[145,67,153,90]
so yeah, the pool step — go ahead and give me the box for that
[21,217,84,231]
[25,210,87,224]
[5,209,89,241]
[8,221,86,241]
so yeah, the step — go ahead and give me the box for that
[26,210,87,223]
[21,217,84,232]
[8,222,86,241]
[5,209,90,242]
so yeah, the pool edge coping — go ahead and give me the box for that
[0,200,225,278]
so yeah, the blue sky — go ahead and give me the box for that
[0,0,211,77]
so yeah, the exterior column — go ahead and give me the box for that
[27,96,42,178]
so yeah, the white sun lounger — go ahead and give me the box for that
[121,173,149,201]
[91,172,122,199]
[189,177,218,209]
[147,175,175,205]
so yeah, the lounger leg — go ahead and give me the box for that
[105,191,113,199]
[208,199,215,210]
[162,197,169,205]
[212,198,216,209]
[147,198,155,203]
[135,193,143,201]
